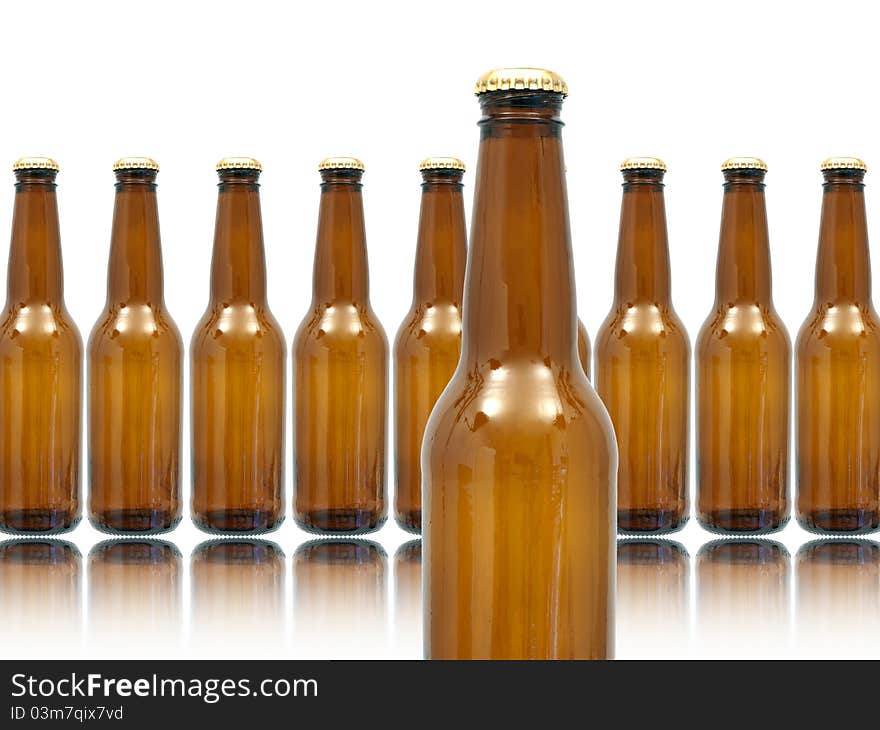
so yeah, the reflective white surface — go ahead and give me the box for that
[0,519,877,659]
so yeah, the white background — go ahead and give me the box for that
[0,0,878,660]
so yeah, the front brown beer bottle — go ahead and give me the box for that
[191,158,286,534]
[596,158,690,534]
[88,158,183,534]
[0,158,82,534]
[393,157,467,534]
[423,69,616,660]
[294,158,388,534]
[797,157,880,533]
[696,158,790,533]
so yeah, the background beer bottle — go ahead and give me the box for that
[0,158,82,534]
[422,69,617,660]
[393,157,467,534]
[191,158,286,534]
[596,158,690,534]
[797,157,880,533]
[88,158,182,534]
[696,158,790,533]
[294,158,388,534]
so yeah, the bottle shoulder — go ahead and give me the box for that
[696,303,791,353]
[425,358,615,448]
[796,302,880,352]
[393,303,463,355]
[89,304,183,349]
[294,302,388,351]
[0,302,82,352]
[596,302,690,352]
[191,303,286,352]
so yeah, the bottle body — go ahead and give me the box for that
[191,163,286,534]
[394,163,466,534]
[0,164,82,534]
[295,163,387,534]
[596,163,690,534]
[696,164,790,533]
[423,79,616,659]
[796,163,880,534]
[88,164,182,534]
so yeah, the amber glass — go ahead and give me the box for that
[797,167,880,533]
[88,168,182,534]
[423,88,617,660]
[393,167,467,534]
[696,167,791,533]
[294,166,388,534]
[596,166,690,534]
[577,320,591,379]
[191,166,286,533]
[0,167,82,534]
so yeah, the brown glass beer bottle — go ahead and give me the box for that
[423,69,616,660]
[393,157,467,534]
[797,157,880,533]
[0,158,82,534]
[294,158,388,534]
[191,158,286,534]
[88,158,182,534]
[696,158,791,533]
[596,157,690,534]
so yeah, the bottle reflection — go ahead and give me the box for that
[796,539,880,657]
[0,539,82,657]
[616,539,690,658]
[696,539,791,658]
[393,540,421,657]
[88,540,181,656]
[293,539,387,658]
[191,539,286,657]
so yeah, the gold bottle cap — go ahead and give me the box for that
[216,157,262,172]
[474,68,568,97]
[721,157,767,172]
[419,157,466,172]
[821,157,867,172]
[113,157,160,172]
[318,157,365,172]
[13,156,59,172]
[620,157,667,172]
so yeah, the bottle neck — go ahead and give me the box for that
[815,169,871,305]
[462,91,578,365]
[6,170,65,305]
[106,170,164,306]
[412,169,467,305]
[312,169,370,305]
[209,170,267,305]
[715,170,773,304]
[613,170,672,304]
